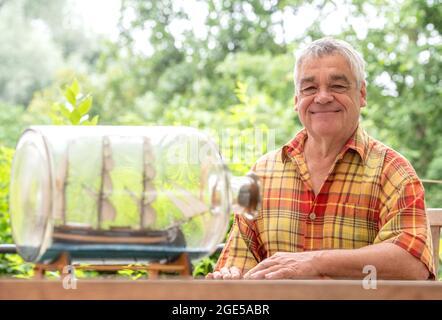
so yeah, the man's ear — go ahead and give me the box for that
[359,81,367,108]
[294,95,298,111]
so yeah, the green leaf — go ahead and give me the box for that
[89,115,99,125]
[80,115,99,126]
[71,79,80,97]
[77,95,92,116]
[69,109,81,125]
[60,104,72,119]
[64,88,77,107]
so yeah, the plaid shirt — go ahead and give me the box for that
[215,126,435,278]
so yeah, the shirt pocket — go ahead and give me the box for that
[322,203,378,249]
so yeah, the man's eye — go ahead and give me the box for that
[301,87,317,95]
[331,85,348,92]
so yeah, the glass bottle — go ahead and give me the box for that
[9,126,261,264]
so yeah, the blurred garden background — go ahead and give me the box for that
[0,0,441,279]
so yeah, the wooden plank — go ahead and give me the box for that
[1,279,442,300]
[74,264,183,272]
[428,208,442,227]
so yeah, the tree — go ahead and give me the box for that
[0,0,103,106]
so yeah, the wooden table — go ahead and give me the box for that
[1,278,442,300]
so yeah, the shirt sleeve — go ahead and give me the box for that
[374,176,435,279]
[214,163,268,273]
[213,213,264,273]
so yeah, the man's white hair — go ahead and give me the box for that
[294,37,366,92]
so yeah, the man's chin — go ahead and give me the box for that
[309,124,344,138]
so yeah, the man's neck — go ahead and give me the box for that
[304,135,345,161]
[304,127,357,162]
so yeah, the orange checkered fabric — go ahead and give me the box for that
[215,126,435,278]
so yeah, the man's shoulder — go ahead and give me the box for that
[252,148,285,172]
[367,135,421,183]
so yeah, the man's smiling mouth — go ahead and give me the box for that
[310,110,341,114]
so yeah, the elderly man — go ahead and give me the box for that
[207,37,434,280]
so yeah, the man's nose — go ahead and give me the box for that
[314,87,334,104]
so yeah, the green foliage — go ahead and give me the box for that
[0,0,103,106]
[0,146,34,278]
[0,254,34,278]
[51,79,99,125]
[0,146,14,244]
[0,104,27,148]
[117,266,148,280]
[193,255,218,278]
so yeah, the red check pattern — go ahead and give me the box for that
[215,126,435,278]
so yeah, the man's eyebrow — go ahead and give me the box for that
[299,76,315,86]
[329,74,350,84]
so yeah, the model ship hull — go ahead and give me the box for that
[53,225,181,246]
[37,242,208,265]
[35,225,196,264]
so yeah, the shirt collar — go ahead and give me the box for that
[281,125,369,165]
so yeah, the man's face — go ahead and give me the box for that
[295,54,366,141]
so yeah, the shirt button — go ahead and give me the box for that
[309,213,316,221]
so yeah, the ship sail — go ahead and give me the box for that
[165,185,209,219]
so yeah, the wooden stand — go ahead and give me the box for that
[34,252,71,279]
[33,252,192,279]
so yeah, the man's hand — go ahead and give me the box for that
[243,251,324,280]
[206,266,242,280]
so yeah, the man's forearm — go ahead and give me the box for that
[315,242,430,280]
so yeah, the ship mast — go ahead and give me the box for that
[97,136,116,229]
[140,137,156,229]
[55,143,70,226]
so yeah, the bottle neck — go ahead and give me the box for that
[230,173,261,220]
